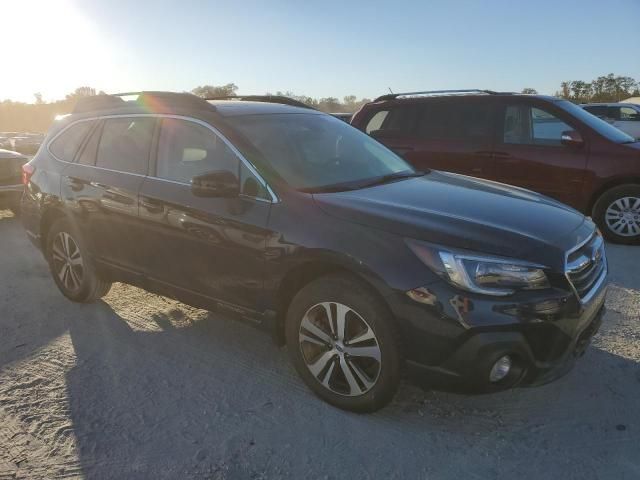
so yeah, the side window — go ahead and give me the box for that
[49,121,94,161]
[365,110,389,133]
[620,107,640,121]
[606,107,621,121]
[503,104,572,146]
[584,106,608,118]
[77,122,102,166]
[96,117,155,174]
[156,118,239,184]
[416,102,491,141]
[365,107,416,135]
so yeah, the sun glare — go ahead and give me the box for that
[2,0,114,103]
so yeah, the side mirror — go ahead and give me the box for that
[191,170,240,197]
[560,130,584,148]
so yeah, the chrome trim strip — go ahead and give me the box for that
[46,113,278,203]
[564,231,608,304]
[565,231,595,258]
[0,184,23,192]
[577,262,608,304]
[143,174,273,203]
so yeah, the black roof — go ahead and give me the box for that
[72,91,317,117]
[205,95,314,110]
[372,89,560,103]
[208,100,320,117]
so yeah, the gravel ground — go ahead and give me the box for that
[0,209,639,480]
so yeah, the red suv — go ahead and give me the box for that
[351,90,640,244]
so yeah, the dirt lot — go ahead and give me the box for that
[0,210,639,480]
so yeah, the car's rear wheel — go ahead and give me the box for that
[46,217,112,302]
[285,273,401,412]
[593,185,640,245]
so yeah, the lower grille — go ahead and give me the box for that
[566,233,606,300]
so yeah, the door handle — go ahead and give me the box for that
[492,151,511,159]
[140,196,164,214]
[474,151,494,158]
[67,176,86,192]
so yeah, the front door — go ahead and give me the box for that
[490,100,588,209]
[137,117,272,312]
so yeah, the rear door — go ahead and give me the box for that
[490,99,588,208]
[137,117,272,311]
[61,116,156,271]
[366,98,496,178]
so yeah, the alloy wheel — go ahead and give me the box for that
[51,232,84,292]
[605,196,640,237]
[298,302,382,397]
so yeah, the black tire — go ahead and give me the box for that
[46,217,112,302]
[285,273,401,412]
[593,184,640,245]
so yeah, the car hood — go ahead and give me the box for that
[313,171,593,268]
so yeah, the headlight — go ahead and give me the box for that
[406,239,549,296]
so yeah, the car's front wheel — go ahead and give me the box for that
[46,217,112,302]
[594,184,640,245]
[285,273,401,412]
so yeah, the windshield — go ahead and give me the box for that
[228,113,415,191]
[557,100,636,144]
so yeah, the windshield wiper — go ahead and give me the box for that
[299,182,364,194]
[357,170,426,189]
[299,170,426,194]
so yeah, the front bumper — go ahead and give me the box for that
[388,275,609,392]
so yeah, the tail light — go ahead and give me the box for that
[22,163,35,186]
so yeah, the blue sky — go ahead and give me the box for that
[4,0,639,102]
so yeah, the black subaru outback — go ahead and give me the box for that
[22,92,608,412]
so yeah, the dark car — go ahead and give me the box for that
[330,112,353,123]
[0,148,28,214]
[22,92,608,412]
[351,89,640,244]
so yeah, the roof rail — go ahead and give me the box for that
[72,91,214,114]
[72,94,125,113]
[205,95,315,110]
[374,89,512,102]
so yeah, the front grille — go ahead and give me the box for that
[565,232,606,300]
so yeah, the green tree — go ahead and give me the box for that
[191,83,238,98]
[557,74,640,102]
[521,88,538,94]
[65,86,97,100]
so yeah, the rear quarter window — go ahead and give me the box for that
[365,110,389,133]
[49,121,94,162]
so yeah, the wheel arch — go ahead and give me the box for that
[39,206,68,252]
[589,177,640,215]
[272,259,393,345]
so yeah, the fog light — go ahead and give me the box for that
[489,355,512,383]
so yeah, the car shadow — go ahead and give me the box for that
[0,210,74,371]
[61,291,640,479]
